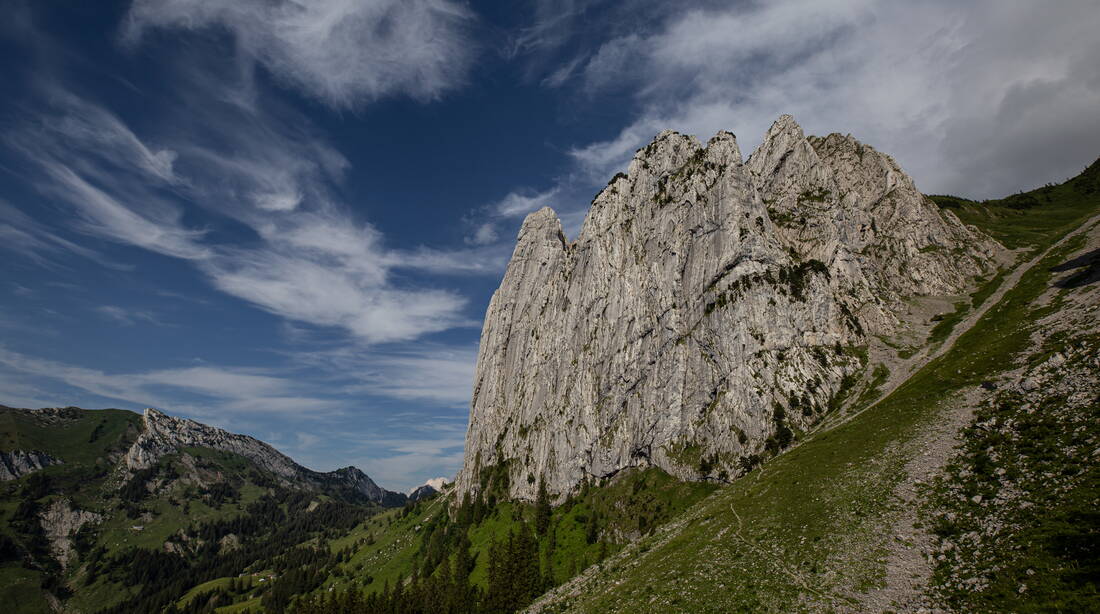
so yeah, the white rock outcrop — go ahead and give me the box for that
[456,116,1000,502]
[39,498,101,569]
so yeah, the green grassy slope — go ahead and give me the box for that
[0,406,142,464]
[0,565,53,614]
[1,407,142,613]
[919,231,1100,612]
[930,157,1099,251]
[285,468,716,611]
[0,407,387,614]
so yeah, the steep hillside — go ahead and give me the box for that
[0,406,401,613]
[527,161,1100,613]
[457,115,1001,503]
[291,467,717,614]
[930,157,1100,251]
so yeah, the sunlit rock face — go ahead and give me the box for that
[456,116,1000,502]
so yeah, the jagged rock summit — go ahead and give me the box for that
[456,115,1001,502]
[408,477,450,501]
[127,408,401,504]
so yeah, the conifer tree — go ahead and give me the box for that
[534,477,551,536]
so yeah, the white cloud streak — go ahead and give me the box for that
[5,74,491,343]
[341,419,468,490]
[96,305,165,327]
[122,0,476,109]
[0,346,340,417]
[4,91,209,261]
[566,0,1100,198]
[0,200,132,270]
[464,187,561,246]
[292,344,478,407]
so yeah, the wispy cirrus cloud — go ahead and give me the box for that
[503,0,677,77]
[4,91,210,261]
[2,3,497,346]
[293,343,478,407]
[357,435,467,489]
[95,305,162,326]
[305,417,468,489]
[0,200,133,271]
[0,346,341,418]
[4,72,492,343]
[122,0,477,109]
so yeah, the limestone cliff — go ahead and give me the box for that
[747,116,1001,333]
[456,115,1000,502]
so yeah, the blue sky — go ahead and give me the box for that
[2,0,1098,491]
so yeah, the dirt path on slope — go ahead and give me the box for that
[840,387,980,613]
[833,214,1100,611]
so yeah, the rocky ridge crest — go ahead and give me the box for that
[456,115,1001,502]
[126,408,398,504]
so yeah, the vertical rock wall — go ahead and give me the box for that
[456,116,1000,501]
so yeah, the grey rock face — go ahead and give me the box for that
[747,116,1001,333]
[0,450,62,481]
[326,465,397,505]
[126,408,302,477]
[125,408,395,504]
[456,115,1000,502]
[408,484,437,501]
[38,498,101,569]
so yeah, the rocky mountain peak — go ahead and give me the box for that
[748,115,809,167]
[456,115,1004,503]
[408,477,450,501]
[626,130,705,180]
[423,477,449,491]
[747,114,830,198]
[516,207,566,251]
[706,130,743,166]
[127,407,299,479]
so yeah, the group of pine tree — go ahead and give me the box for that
[293,479,578,614]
